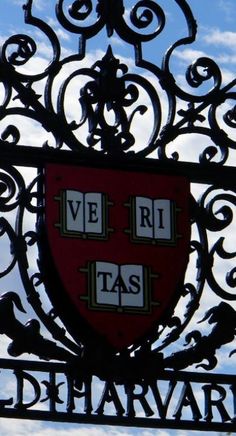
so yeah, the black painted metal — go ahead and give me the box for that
[0,0,235,431]
[0,358,235,431]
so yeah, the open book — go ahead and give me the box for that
[87,261,156,313]
[59,190,108,239]
[130,196,176,244]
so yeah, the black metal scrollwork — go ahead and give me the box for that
[0,0,233,162]
[0,163,231,376]
[0,0,234,380]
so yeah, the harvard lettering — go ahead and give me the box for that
[0,364,235,431]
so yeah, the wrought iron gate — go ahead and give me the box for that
[0,0,235,432]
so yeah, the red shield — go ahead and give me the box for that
[44,164,190,350]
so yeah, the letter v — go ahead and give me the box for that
[67,200,81,221]
[150,380,176,419]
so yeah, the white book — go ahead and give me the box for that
[92,261,146,309]
[61,190,105,237]
[133,196,175,243]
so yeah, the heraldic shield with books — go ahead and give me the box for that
[42,164,190,351]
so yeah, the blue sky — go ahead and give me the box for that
[0,0,235,435]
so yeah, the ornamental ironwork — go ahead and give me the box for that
[0,0,235,432]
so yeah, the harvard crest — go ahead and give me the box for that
[43,164,190,350]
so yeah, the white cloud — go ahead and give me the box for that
[31,0,48,11]
[0,420,175,436]
[218,0,236,22]
[173,48,207,63]
[12,0,47,10]
[12,0,25,5]
[203,28,236,50]
[46,18,71,42]
[110,36,126,47]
